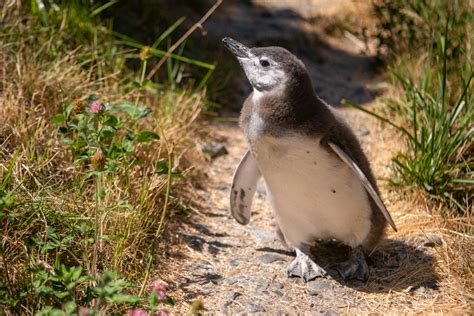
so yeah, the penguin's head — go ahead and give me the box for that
[222,37,308,94]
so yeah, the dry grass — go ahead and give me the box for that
[342,103,473,313]
[1,1,472,314]
[160,103,473,314]
[354,195,473,313]
[158,1,472,312]
[0,4,206,314]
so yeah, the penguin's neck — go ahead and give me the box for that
[252,88,266,104]
[252,77,328,129]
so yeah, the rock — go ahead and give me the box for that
[215,183,229,192]
[202,142,228,159]
[254,280,269,294]
[225,278,238,286]
[307,280,332,293]
[259,253,284,264]
[357,126,370,136]
[222,300,232,309]
[231,227,246,237]
[193,260,213,271]
[229,291,242,300]
[419,235,443,247]
[425,279,439,290]
[201,286,216,295]
[274,282,284,290]
[414,286,427,294]
[225,274,245,286]
[229,259,239,267]
[245,300,265,312]
[396,247,408,262]
[309,290,319,296]
[207,244,219,256]
[251,229,276,240]
[273,290,284,297]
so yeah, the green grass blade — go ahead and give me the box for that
[151,17,186,50]
[1,148,21,193]
[90,0,119,17]
[342,99,415,141]
[113,34,215,70]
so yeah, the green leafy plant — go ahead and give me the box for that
[345,22,473,213]
[0,148,20,210]
[53,96,160,174]
[373,0,471,66]
[32,266,143,315]
[1,1,207,313]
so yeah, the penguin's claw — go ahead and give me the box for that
[287,250,327,282]
[334,247,368,282]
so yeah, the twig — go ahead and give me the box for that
[146,0,223,80]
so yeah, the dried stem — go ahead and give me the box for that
[145,0,223,80]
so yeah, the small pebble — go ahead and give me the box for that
[229,291,242,300]
[274,282,284,290]
[225,274,245,286]
[215,183,229,192]
[259,253,284,264]
[251,229,276,240]
[357,126,370,136]
[254,280,269,294]
[415,286,427,294]
[273,290,284,297]
[245,300,265,312]
[425,279,439,290]
[202,142,228,159]
[307,280,332,292]
[201,286,215,295]
[420,235,443,247]
[225,278,238,286]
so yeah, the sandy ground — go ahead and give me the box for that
[163,118,455,314]
[157,1,472,314]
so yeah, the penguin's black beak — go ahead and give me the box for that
[222,37,250,59]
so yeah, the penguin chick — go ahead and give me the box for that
[223,37,397,282]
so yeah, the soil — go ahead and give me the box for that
[158,1,470,314]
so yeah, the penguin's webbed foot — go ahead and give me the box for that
[287,249,327,282]
[334,246,368,282]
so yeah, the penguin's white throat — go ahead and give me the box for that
[252,88,265,104]
[252,86,285,104]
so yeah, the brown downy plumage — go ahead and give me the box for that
[224,38,395,282]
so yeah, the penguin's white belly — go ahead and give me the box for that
[252,134,372,248]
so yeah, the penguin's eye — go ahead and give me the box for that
[259,59,270,67]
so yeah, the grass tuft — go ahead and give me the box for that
[347,0,473,214]
[1,1,210,314]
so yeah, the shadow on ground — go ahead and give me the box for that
[255,238,438,294]
[205,0,382,108]
[102,0,382,110]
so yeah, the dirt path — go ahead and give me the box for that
[161,1,460,314]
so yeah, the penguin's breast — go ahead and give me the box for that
[250,132,373,248]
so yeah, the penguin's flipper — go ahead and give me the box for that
[230,150,261,225]
[328,142,398,232]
